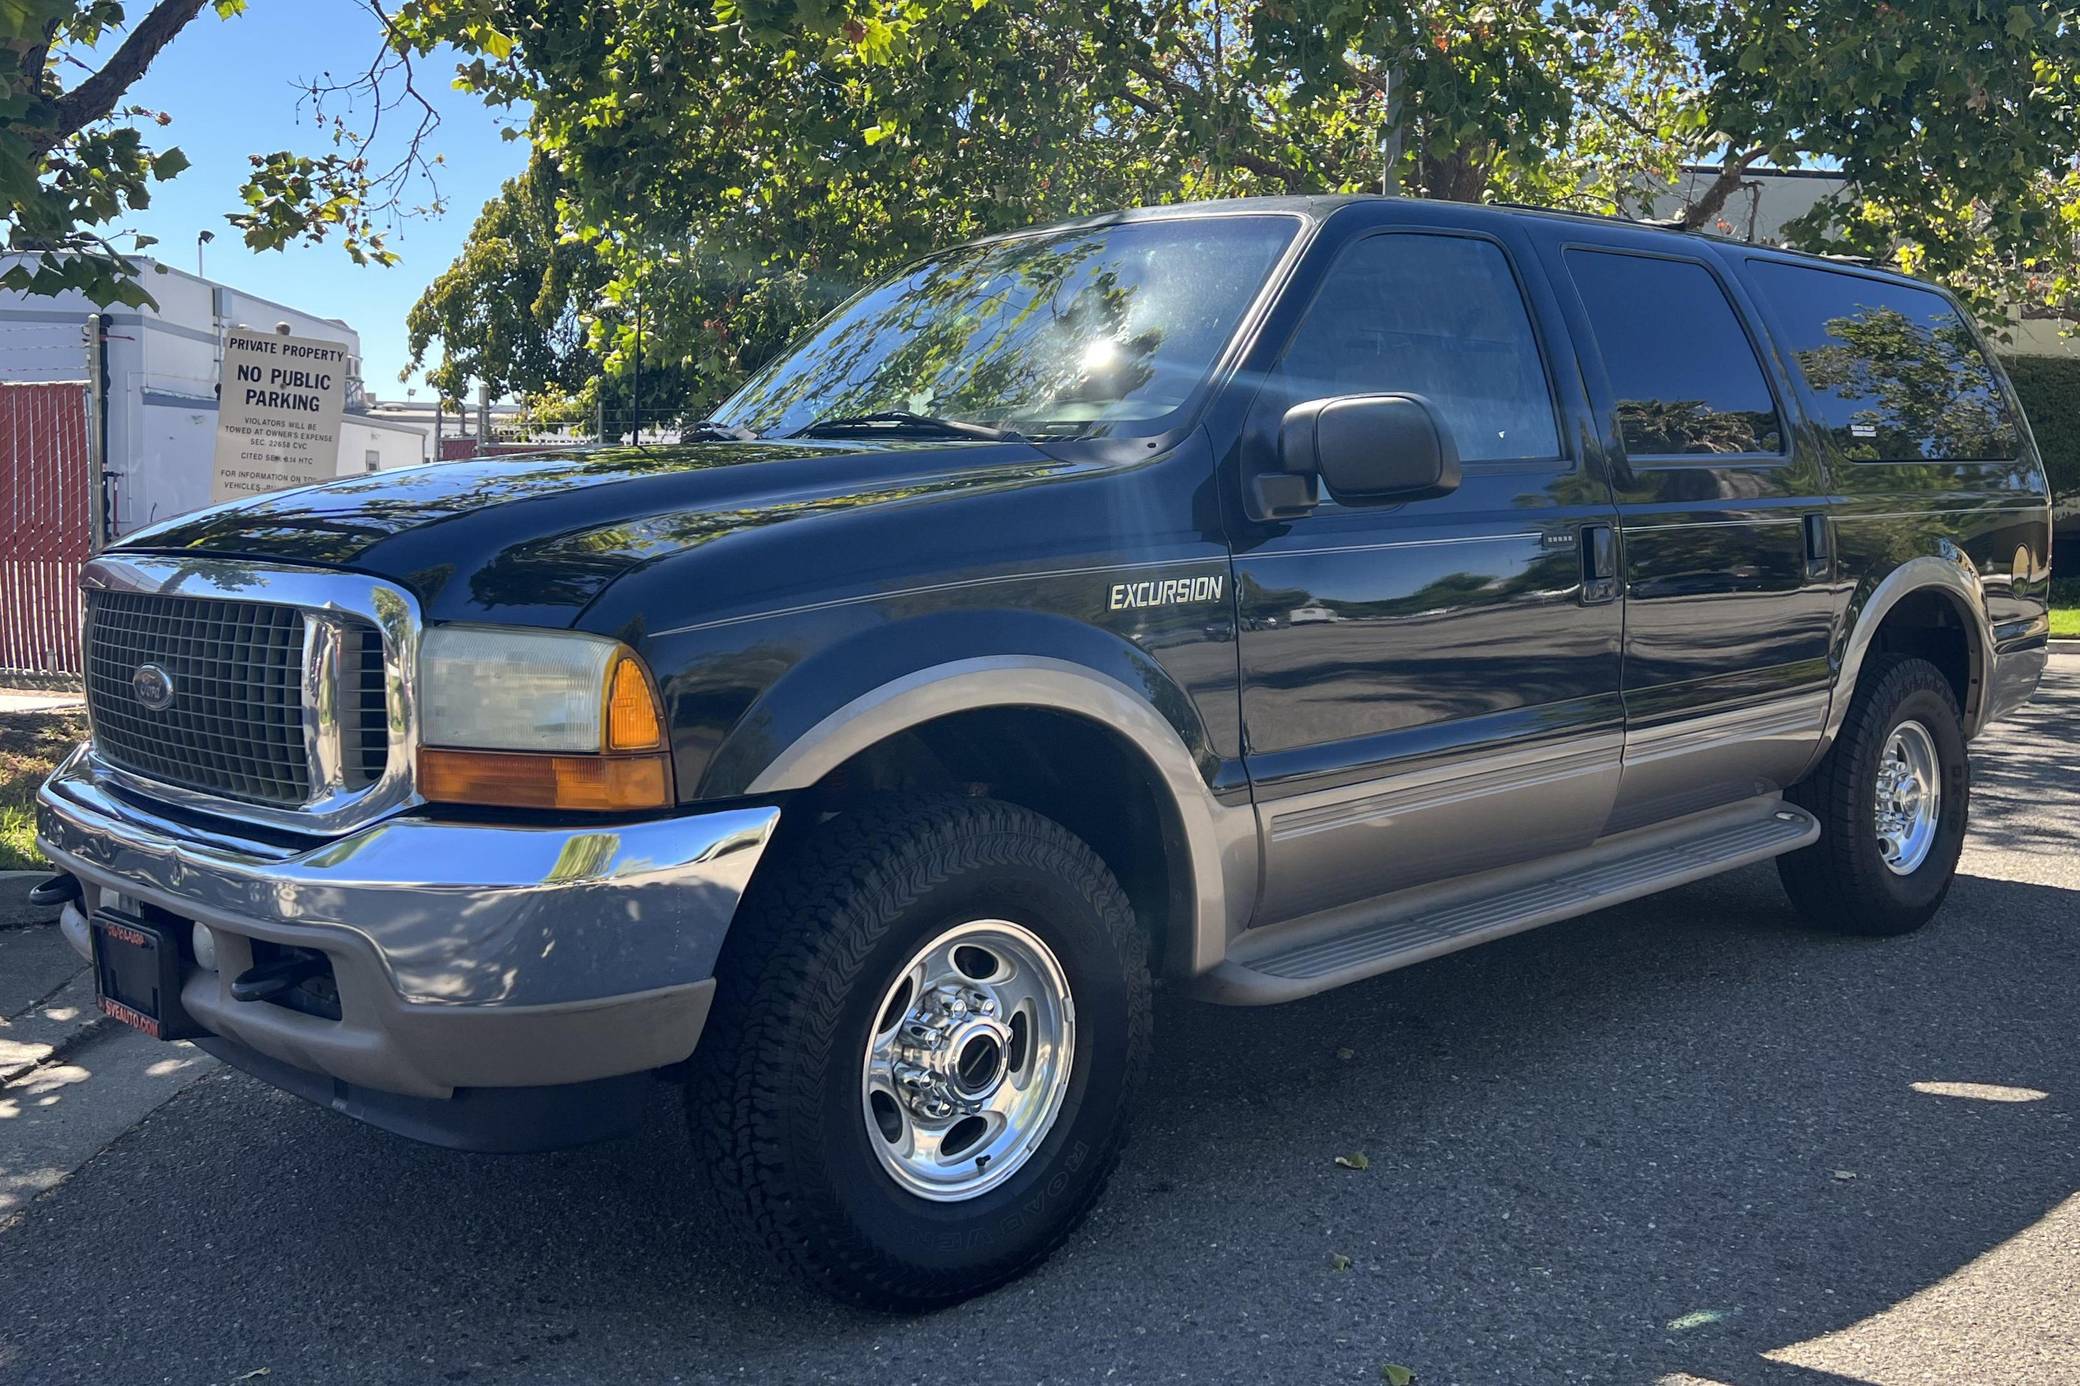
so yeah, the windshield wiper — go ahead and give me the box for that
[789,410,1022,442]
[686,419,760,441]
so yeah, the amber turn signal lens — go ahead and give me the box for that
[605,655,664,751]
[419,748,672,812]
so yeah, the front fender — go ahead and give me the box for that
[698,610,1256,975]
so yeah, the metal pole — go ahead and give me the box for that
[632,290,643,443]
[1380,63,1404,196]
[83,313,108,551]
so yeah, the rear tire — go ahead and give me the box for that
[690,795,1152,1308]
[1778,654,1969,935]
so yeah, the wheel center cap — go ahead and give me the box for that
[891,985,1011,1118]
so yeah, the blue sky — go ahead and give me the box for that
[119,2,529,400]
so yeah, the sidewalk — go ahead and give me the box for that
[0,880,216,1222]
[0,688,83,715]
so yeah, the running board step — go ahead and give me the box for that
[1199,802,1820,1005]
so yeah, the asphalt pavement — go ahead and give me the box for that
[2,658,2076,1385]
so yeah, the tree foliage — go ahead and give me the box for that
[1,0,443,305]
[15,0,2080,411]
[2001,352,2080,501]
[404,156,605,405]
[389,0,2080,413]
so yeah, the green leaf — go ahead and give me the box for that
[152,148,190,179]
[1380,1366,1417,1386]
[1334,1153,1370,1171]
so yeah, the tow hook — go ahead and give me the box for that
[27,872,80,908]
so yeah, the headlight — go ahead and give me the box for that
[417,626,671,811]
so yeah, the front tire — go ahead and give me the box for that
[1778,654,1970,935]
[690,795,1152,1308]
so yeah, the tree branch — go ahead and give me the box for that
[41,0,210,151]
[1122,52,1311,192]
[1679,147,1767,230]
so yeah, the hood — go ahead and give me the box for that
[117,439,1066,626]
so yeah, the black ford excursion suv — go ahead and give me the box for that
[38,196,2051,1307]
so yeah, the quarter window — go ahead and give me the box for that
[1566,250,1784,457]
[1277,233,1560,464]
[1747,261,2017,462]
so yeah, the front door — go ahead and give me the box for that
[1231,209,1625,926]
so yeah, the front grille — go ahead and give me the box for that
[85,592,314,806]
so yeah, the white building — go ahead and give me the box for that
[0,257,428,538]
[361,395,533,459]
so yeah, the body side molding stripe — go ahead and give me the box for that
[1268,736,1621,843]
[651,554,1228,638]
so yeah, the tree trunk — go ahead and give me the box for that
[1420,143,1492,203]
[1680,149,1766,231]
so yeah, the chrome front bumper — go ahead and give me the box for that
[38,745,779,1110]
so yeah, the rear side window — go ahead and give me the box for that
[1746,261,2018,462]
[1565,249,1784,458]
[1277,232,1560,463]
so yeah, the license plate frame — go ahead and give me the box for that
[90,909,202,1040]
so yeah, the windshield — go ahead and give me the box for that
[709,214,1300,440]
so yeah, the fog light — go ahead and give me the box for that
[191,923,218,973]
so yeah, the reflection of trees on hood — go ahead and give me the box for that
[1795,306,2015,462]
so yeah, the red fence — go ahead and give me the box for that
[0,382,93,677]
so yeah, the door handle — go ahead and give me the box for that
[1803,513,1834,581]
[1581,523,1618,605]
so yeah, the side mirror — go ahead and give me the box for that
[1276,393,1462,507]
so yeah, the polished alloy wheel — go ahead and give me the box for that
[1875,719,1941,875]
[861,919,1075,1201]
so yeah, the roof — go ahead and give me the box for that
[991,193,1927,291]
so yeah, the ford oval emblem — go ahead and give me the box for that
[131,663,175,712]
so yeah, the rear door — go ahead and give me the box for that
[1738,257,2048,683]
[1549,238,1837,831]
[1230,205,1625,925]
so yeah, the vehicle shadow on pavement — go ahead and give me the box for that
[1,859,2074,1384]
[1963,664,2080,869]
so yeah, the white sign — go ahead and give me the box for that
[211,328,348,502]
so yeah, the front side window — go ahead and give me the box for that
[710,216,1299,440]
[1275,232,1561,463]
[1746,262,2018,462]
[1566,250,1784,457]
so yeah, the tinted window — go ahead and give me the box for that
[1566,250,1783,457]
[1278,233,1560,463]
[1747,262,2017,462]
